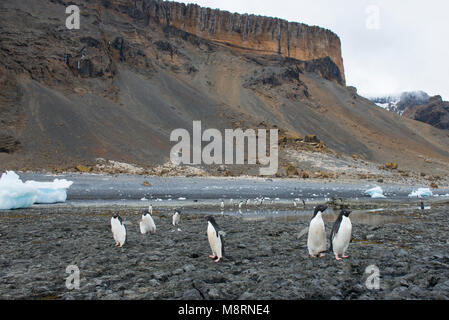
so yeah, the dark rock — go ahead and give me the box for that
[182,289,203,300]
[403,95,449,130]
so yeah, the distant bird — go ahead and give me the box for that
[293,201,297,207]
[420,202,425,211]
[149,204,153,214]
[140,206,156,234]
[206,216,225,263]
[330,209,352,260]
[172,210,181,226]
[220,200,225,210]
[111,214,126,247]
[245,199,250,206]
[238,201,244,209]
[302,199,306,206]
[307,205,328,258]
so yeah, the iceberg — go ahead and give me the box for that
[365,186,386,198]
[0,171,38,210]
[25,179,73,204]
[0,171,73,209]
[408,188,433,198]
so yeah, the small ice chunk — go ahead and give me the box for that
[178,197,186,200]
[365,186,386,198]
[408,188,433,198]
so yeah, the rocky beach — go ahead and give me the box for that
[1,200,448,300]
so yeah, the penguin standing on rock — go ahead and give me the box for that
[330,209,352,260]
[206,216,225,263]
[307,204,328,258]
[140,205,156,234]
[111,214,126,247]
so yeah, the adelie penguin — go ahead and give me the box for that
[206,216,226,263]
[307,204,328,258]
[172,210,181,226]
[140,205,156,234]
[111,214,126,247]
[330,209,352,261]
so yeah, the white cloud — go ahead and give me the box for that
[175,0,449,100]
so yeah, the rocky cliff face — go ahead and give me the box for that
[403,96,449,130]
[115,0,345,84]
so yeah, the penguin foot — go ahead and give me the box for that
[335,256,342,261]
[214,258,221,263]
[319,253,326,258]
[310,255,317,258]
[209,255,217,259]
[342,255,349,259]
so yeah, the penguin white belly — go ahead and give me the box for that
[207,222,222,258]
[332,216,352,255]
[307,215,326,255]
[140,215,156,234]
[111,218,126,247]
[173,213,180,226]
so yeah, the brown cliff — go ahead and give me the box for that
[125,0,345,84]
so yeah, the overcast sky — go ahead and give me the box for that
[176,0,449,100]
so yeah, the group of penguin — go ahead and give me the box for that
[110,203,352,263]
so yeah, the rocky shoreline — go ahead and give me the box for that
[0,202,448,300]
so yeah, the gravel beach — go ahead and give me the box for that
[0,202,448,300]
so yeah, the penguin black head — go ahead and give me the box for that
[175,210,181,215]
[314,204,328,216]
[340,209,351,217]
[141,209,149,216]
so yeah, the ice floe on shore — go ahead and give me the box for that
[408,188,433,198]
[365,186,386,198]
[0,171,73,210]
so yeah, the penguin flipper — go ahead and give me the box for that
[329,216,342,253]
[219,234,225,258]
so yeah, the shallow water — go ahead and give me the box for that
[178,207,412,226]
[19,173,449,202]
